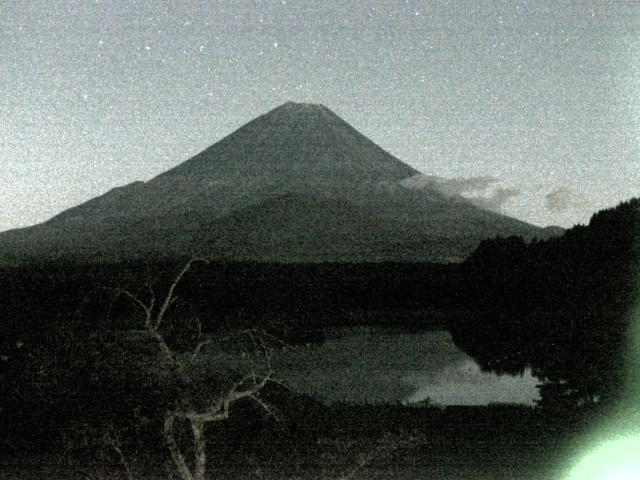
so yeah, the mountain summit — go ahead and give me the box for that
[162,101,418,185]
[0,102,552,264]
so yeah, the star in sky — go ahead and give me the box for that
[0,0,638,232]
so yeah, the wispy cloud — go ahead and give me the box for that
[400,174,498,195]
[545,186,578,212]
[399,174,519,213]
[468,187,521,213]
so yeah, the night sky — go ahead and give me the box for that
[2,0,639,232]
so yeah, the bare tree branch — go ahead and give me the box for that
[114,288,153,324]
[191,419,207,480]
[164,415,195,480]
[113,258,285,480]
[155,257,208,330]
[190,339,209,362]
[249,394,279,420]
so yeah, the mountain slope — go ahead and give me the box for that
[204,193,486,262]
[46,102,420,225]
[0,102,553,264]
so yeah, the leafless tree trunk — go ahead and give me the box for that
[118,258,277,480]
[163,415,194,480]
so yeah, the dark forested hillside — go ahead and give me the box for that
[451,198,640,409]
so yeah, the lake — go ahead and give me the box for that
[271,327,541,406]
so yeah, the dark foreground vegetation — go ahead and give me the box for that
[0,198,638,478]
[0,388,594,480]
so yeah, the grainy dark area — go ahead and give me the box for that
[1,199,638,478]
[2,4,639,474]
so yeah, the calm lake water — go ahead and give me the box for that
[271,327,540,406]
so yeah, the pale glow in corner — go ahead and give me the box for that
[565,436,640,480]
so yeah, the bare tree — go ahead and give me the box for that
[117,258,277,480]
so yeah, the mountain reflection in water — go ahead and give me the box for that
[271,328,540,406]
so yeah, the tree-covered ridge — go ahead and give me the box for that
[452,198,640,409]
